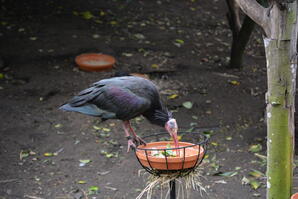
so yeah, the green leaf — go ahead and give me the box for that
[249,144,262,153]
[110,20,118,25]
[0,73,4,79]
[134,33,145,40]
[122,52,133,57]
[216,171,238,177]
[192,115,198,120]
[88,186,99,195]
[54,123,62,128]
[44,152,54,157]
[175,39,184,44]
[77,180,87,184]
[241,176,250,185]
[226,136,232,141]
[102,128,110,132]
[79,159,91,164]
[20,150,30,160]
[249,169,265,178]
[202,131,213,138]
[249,180,261,189]
[81,11,94,20]
[229,80,240,85]
[105,153,114,158]
[168,94,178,99]
[93,125,101,130]
[182,101,193,109]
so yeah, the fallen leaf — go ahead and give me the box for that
[93,125,101,130]
[20,150,30,160]
[102,128,110,132]
[92,34,100,39]
[134,33,145,40]
[249,144,262,153]
[0,73,4,79]
[72,11,79,16]
[94,19,103,24]
[44,152,54,157]
[81,11,94,19]
[79,159,91,164]
[202,131,214,138]
[54,124,62,128]
[168,94,178,99]
[105,186,118,191]
[122,52,133,57]
[98,171,110,175]
[211,142,218,146]
[249,169,265,178]
[110,21,118,25]
[175,39,184,44]
[242,176,250,185]
[214,180,227,184]
[88,186,99,195]
[79,159,91,167]
[99,11,106,16]
[226,136,232,141]
[77,180,87,184]
[151,64,159,69]
[229,80,240,86]
[216,171,238,177]
[182,101,193,109]
[249,180,261,189]
[192,115,198,120]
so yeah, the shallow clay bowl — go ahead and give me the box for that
[136,141,204,170]
[75,53,115,72]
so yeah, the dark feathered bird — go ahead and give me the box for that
[60,76,179,151]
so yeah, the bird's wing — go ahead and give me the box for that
[65,82,151,120]
[92,85,151,120]
[67,85,104,107]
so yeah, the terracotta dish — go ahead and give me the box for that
[136,141,204,170]
[75,53,115,72]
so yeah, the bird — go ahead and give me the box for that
[60,76,179,152]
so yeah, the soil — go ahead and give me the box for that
[0,0,297,199]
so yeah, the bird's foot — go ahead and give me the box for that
[133,135,146,146]
[127,139,136,152]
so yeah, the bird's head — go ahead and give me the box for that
[165,118,179,149]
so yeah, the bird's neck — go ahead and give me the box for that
[143,108,169,127]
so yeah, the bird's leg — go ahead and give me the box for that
[125,121,146,146]
[122,121,136,152]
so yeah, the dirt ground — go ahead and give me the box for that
[0,0,297,199]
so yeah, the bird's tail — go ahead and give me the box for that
[59,103,104,117]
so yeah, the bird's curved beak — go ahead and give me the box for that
[165,119,179,149]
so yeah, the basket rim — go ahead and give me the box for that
[135,131,209,151]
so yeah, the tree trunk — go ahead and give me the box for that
[226,0,256,68]
[264,37,296,199]
[235,0,297,198]
[229,15,255,68]
[263,3,297,199]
